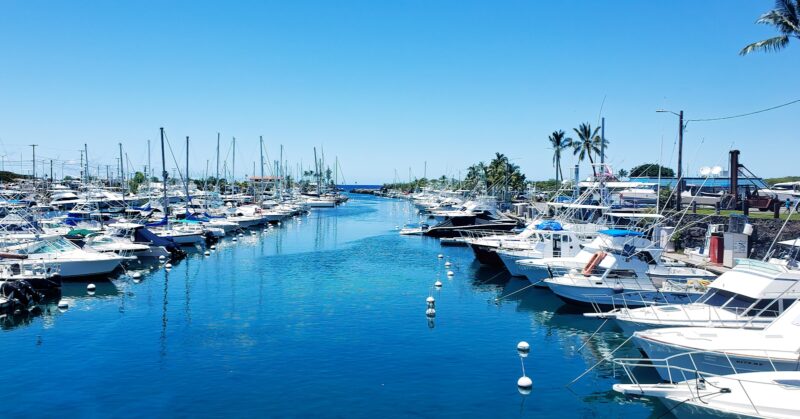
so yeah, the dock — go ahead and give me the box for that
[663,252,731,275]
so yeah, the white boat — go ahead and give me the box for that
[543,229,715,309]
[597,259,800,335]
[632,286,800,380]
[613,356,800,418]
[4,236,125,278]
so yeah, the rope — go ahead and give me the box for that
[687,98,800,123]
[566,335,633,387]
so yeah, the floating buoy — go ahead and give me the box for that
[159,255,166,260]
[434,280,443,287]
[447,271,454,277]
[232,237,238,242]
[165,263,173,269]
[277,222,282,226]
[517,341,530,357]
[444,261,452,267]
[210,245,216,250]
[132,272,142,279]
[238,232,244,237]
[425,308,436,317]
[517,376,533,394]
[437,254,443,259]
[57,300,69,310]
[87,283,96,291]
[426,296,435,304]
[204,250,211,256]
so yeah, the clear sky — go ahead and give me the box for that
[1,1,798,184]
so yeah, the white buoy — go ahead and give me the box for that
[232,237,238,242]
[277,222,282,226]
[434,280,443,287]
[437,254,443,259]
[517,341,530,357]
[57,301,69,310]
[165,263,173,269]
[238,232,244,237]
[159,255,166,260]
[210,245,216,250]
[204,250,211,256]
[87,283,96,291]
[517,376,533,394]
[426,308,436,317]
[132,272,142,279]
[444,261,452,267]
[426,296,435,304]
[447,270,454,277]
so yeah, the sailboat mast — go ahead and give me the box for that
[119,143,126,205]
[313,147,319,195]
[160,127,169,218]
[185,136,190,207]
[215,132,220,190]
[232,137,236,192]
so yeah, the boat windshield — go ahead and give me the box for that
[17,237,78,255]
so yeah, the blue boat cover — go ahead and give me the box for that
[146,217,168,227]
[536,221,563,231]
[598,229,644,237]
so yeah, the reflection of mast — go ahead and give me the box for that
[160,268,169,361]
[185,256,191,324]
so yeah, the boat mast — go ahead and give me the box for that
[313,147,319,195]
[216,132,220,192]
[232,136,236,194]
[119,143,126,206]
[259,135,264,201]
[185,136,190,211]
[160,127,169,219]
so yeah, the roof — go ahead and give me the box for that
[629,176,769,189]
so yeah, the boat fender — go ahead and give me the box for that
[582,252,606,276]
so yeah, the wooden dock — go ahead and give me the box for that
[663,252,731,275]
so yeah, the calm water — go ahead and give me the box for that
[4,195,665,418]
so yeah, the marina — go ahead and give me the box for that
[3,1,800,417]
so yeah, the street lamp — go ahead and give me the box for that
[656,109,684,211]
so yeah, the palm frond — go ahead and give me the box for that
[740,35,790,55]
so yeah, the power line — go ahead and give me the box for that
[687,98,800,122]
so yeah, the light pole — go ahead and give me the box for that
[656,109,684,211]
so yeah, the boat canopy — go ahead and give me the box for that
[778,239,800,248]
[598,229,644,237]
[535,221,563,231]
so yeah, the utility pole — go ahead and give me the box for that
[29,144,37,185]
[84,143,89,185]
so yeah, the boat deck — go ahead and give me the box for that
[662,252,731,275]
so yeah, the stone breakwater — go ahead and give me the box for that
[664,213,800,258]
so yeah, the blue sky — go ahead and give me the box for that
[1,1,798,184]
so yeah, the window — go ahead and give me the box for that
[722,293,757,314]
[701,289,733,307]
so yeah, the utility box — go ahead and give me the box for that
[659,226,676,252]
[709,235,724,264]
[723,232,748,268]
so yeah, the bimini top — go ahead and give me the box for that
[598,229,644,237]
[535,221,563,231]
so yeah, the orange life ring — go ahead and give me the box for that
[583,251,606,276]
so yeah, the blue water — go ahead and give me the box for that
[4,195,664,418]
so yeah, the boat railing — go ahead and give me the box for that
[612,349,800,414]
[456,229,519,241]
[584,286,699,313]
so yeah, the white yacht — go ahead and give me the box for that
[632,288,800,380]
[596,259,800,334]
[542,229,715,309]
[613,357,800,418]
[4,236,126,278]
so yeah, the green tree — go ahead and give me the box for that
[548,130,572,183]
[572,123,607,176]
[127,171,147,193]
[740,0,800,55]
[616,168,629,179]
[629,163,675,178]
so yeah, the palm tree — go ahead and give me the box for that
[572,123,602,175]
[740,0,800,55]
[548,130,572,183]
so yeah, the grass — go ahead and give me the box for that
[691,208,797,221]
